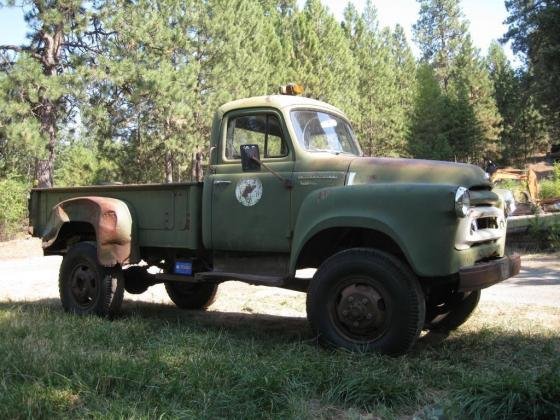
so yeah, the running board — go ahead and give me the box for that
[196,271,310,292]
[154,271,309,292]
[154,273,199,283]
[196,271,285,286]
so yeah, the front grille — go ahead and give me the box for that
[473,216,499,231]
[456,206,505,250]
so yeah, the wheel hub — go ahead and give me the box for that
[336,284,386,333]
[70,265,97,307]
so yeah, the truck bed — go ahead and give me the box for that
[29,183,203,250]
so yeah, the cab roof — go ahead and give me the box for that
[218,95,347,118]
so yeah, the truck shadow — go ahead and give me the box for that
[119,301,459,349]
[0,298,510,352]
[0,298,312,342]
[121,299,312,341]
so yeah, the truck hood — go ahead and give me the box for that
[347,157,490,188]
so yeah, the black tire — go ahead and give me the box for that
[59,242,124,318]
[425,290,480,332]
[165,282,218,310]
[306,248,425,355]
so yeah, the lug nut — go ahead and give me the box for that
[342,310,348,316]
[361,298,367,305]
[348,296,354,303]
[366,313,373,320]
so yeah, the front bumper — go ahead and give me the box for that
[458,254,521,291]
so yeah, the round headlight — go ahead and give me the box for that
[455,186,470,218]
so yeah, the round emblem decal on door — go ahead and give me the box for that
[235,178,263,207]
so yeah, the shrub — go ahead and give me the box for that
[529,214,560,251]
[539,179,560,200]
[548,223,560,251]
[0,177,29,241]
[554,162,560,180]
[539,163,560,200]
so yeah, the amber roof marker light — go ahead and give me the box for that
[279,83,304,96]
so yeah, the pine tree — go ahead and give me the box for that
[384,24,417,156]
[85,0,200,183]
[444,82,479,162]
[413,0,468,93]
[0,0,108,186]
[0,58,44,180]
[289,0,358,114]
[261,0,298,86]
[451,36,501,162]
[503,0,560,133]
[342,2,414,157]
[87,0,281,183]
[412,0,501,163]
[191,0,282,129]
[343,2,385,156]
[409,64,452,160]
[487,41,548,164]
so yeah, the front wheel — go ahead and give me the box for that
[59,242,124,318]
[306,248,425,355]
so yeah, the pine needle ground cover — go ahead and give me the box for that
[0,298,558,419]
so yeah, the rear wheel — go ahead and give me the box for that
[306,248,425,355]
[59,242,124,318]
[425,290,480,332]
[165,282,218,310]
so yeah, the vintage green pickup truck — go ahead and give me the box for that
[29,90,521,355]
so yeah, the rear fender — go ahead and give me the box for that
[42,196,137,267]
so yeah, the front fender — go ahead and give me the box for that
[42,196,137,267]
[289,183,465,277]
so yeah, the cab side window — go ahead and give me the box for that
[225,114,288,160]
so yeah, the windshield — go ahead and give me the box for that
[290,110,360,156]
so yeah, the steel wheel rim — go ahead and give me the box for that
[329,275,393,343]
[70,263,98,308]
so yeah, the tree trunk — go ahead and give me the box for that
[164,151,173,183]
[35,159,51,188]
[192,150,204,182]
[36,96,57,187]
[35,28,63,187]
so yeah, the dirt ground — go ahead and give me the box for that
[0,238,307,317]
[1,238,559,315]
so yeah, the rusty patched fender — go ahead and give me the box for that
[42,196,137,267]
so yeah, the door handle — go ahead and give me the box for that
[213,180,232,186]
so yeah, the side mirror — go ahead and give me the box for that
[240,144,261,172]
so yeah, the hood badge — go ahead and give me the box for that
[298,174,339,186]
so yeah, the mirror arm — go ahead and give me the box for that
[207,146,216,174]
[251,157,293,189]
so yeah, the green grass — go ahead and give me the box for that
[0,300,559,419]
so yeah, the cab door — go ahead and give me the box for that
[210,110,294,252]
